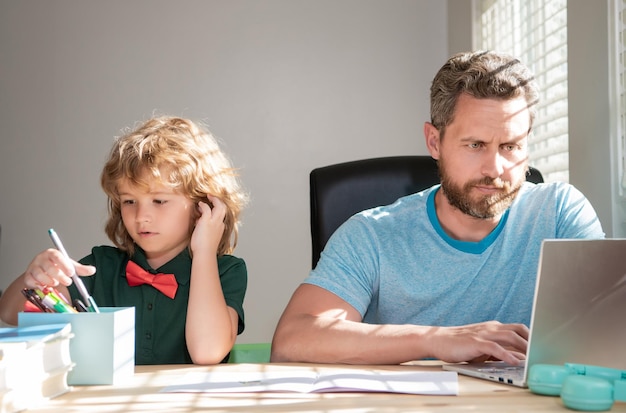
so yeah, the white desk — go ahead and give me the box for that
[30,361,626,412]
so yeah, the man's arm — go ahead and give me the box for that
[271,284,529,365]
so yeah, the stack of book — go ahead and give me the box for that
[0,323,74,412]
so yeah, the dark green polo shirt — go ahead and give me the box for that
[68,245,247,365]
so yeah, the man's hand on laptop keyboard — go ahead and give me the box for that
[427,321,529,365]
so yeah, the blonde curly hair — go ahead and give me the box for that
[101,116,248,256]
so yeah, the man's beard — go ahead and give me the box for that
[438,161,525,219]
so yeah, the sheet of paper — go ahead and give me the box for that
[163,370,318,393]
[161,368,458,395]
[310,370,457,394]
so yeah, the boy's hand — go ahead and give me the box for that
[24,249,95,289]
[191,195,226,255]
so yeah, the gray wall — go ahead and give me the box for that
[0,1,447,343]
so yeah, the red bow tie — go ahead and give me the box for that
[126,261,178,299]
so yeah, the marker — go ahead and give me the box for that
[21,289,50,312]
[42,287,69,305]
[48,229,100,313]
[73,298,88,313]
[41,294,76,313]
[35,288,77,313]
[43,287,70,305]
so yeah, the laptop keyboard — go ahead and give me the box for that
[476,365,525,383]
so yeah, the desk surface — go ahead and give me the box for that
[30,361,626,412]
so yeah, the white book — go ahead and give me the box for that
[162,367,458,395]
[0,323,74,412]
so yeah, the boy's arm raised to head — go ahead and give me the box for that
[185,196,239,364]
[185,253,239,364]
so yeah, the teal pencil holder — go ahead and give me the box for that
[18,307,135,385]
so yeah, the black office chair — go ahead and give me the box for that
[309,155,544,268]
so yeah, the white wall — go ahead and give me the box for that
[567,0,615,238]
[0,0,447,343]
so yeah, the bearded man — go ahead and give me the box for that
[271,51,604,365]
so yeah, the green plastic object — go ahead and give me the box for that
[228,342,271,363]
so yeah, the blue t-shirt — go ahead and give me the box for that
[304,182,604,327]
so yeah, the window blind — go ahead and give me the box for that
[474,0,569,183]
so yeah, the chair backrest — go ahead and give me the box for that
[309,155,544,268]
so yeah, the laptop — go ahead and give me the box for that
[442,238,626,387]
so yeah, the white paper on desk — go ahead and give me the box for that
[161,369,458,395]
